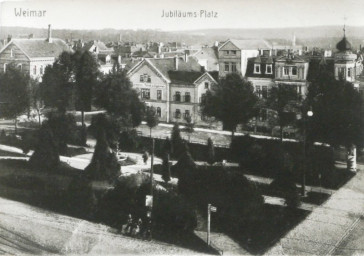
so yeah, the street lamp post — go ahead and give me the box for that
[302,109,313,197]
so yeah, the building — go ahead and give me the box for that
[127,56,217,124]
[192,46,219,72]
[218,39,271,77]
[274,52,309,97]
[0,25,71,81]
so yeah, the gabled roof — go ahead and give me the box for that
[219,39,272,51]
[83,40,110,52]
[147,57,202,79]
[168,71,204,84]
[127,57,203,84]
[0,38,71,59]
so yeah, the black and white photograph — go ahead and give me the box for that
[0,0,364,254]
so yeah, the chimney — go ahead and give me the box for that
[47,24,52,43]
[174,56,179,70]
[7,35,12,43]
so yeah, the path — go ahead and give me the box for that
[266,164,364,255]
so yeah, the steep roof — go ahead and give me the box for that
[246,56,275,78]
[5,38,71,58]
[83,40,110,52]
[220,39,272,50]
[168,71,204,84]
[147,57,202,80]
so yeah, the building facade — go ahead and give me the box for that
[0,25,71,81]
[127,57,217,124]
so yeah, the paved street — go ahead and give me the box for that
[266,164,364,255]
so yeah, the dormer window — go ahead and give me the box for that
[254,64,261,74]
[205,82,209,89]
[266,64,272,74]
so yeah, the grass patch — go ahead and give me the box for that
[0,149,25,157]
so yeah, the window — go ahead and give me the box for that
[156,107,161,117]
[205,82,209,89]
[40,66,44,75]
[17,64,22,71]
[231,62,237,72]
[266,64,272,74]
[254,64,261,74]
[175,109,181,119]
[175,91,181,102]
[33,65,37,75]
[283,67,289,76]
[348,68,351,78]
[291,67,297,76]
[157,90,162,100]
[184,110,190,118]
[10,49,14,57]
[231,50,236,55]
[225,50,230,55]
[224,62,229,72]
[3,63,7,73]
[185,92,191,103]
[140,74,151,83]
[141,89,150,99]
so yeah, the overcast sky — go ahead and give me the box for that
[1,0,364,31]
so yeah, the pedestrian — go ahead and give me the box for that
[142,151,149,164]
[124,214,133,235]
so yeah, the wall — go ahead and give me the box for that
[0,43,30,74]
[129,63,169,121]
[218,41,241,77]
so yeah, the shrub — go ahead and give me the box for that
[269,170,301,209]
[119,129,142,152]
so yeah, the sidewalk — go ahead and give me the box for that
[266,164,364,255]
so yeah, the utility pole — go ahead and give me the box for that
[207,204,217,247]
[150,138,154,197]
[207,204,211,246]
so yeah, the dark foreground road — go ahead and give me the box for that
[0,196,205,255]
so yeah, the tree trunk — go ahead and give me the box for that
[14,118,17,135]
[231,129,235,144]
[346,144,357,172]
[37,109,41,127]
[255,118,257,134]
[150,128,152,138]
[81,110,85,128]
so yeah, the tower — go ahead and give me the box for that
[334,25,357,82]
